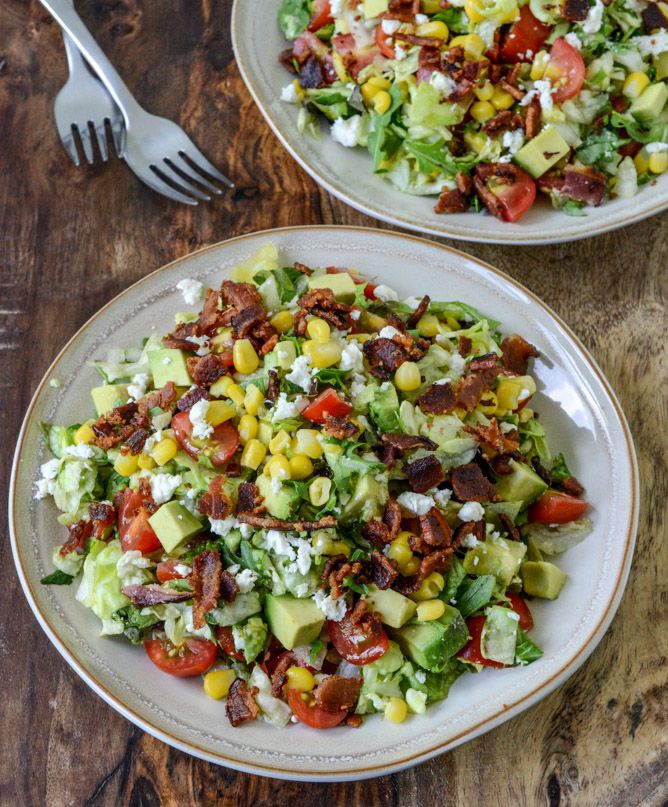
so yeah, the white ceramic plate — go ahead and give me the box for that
[10,227,638,781]
[231,1,668,245]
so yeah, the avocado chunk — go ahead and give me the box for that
[392,604,469,672]
[520,560,567,599]
[341,473,388,524]
[148,348,192,388]
[362,0,389,19]
[369,382,400,433]
[463,535,527,588]
[148,500,203,553]
[264,594,325,650]
[256,474,300,519]
[308,272,357,304]
[364,585,416,628]
[494,460,548,506]
[630,82,668,123]
[654,52,668,81]
[91,384,129,416]
[514,126,571,179]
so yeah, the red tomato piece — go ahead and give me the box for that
[500,5,551,63]
[505,592,534,631]
[326,611,389,666]
[457,616,505,668]
[375,24,396,59]
[364,283,377,300]
[528,491,588,524]
[475,163,537,222]
[286,689,347,729]
[301,389,353,424]
[155,559,187,583]
[145,638,218,677]
[91,508,115,540]
[216,626,245,662]
[308,0,333,32]
[171,411,240,468]
[546,38,585,103]
[116,488,161,554]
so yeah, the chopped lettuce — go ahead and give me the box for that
[522,518,592,556]
[249,665,293,727]
[278,0,311,39]
[206,592,263,627]
[75,539,129,635]
[233,616,268,664]
[480,605,519,665]
[91,332,162,384]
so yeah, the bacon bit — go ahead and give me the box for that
[459,336,473,357]
[321,555,364,599]
[236,482,264,515]
[266,369,279,403]
[377,442,398,469]
[370,550,399,590]
[394,31,443,47]
[524,98,541,139]
[394,548,453,595]
[506,63,522,86]
[142,381,178,411]
[293,309,308,337]
[163,321,201,351]
[406,295,430,329]
[380,433,438,452]
[562,166,606,207]
[405,455,445,493]
[189,549,222,629]
[435,187,470,214]
[121,584,191,607]
[530,456,553,485]
[499,512,521,541]
[270,652,296,697]
[187,354,229,388]
[562,476,585,496]
[345,714,363,728]
[220,569,240,603]
[501,334,539,375]
[221,280,262,310]
[322,414,358,440]
[642,2,668,30]
[468,353,499,372]
[499,79,524,100]
[91,402,150,452]
[315,675,362,713]
[197,289,225,334]
[416,382,457,414]
[419,507,452,547]
[452,519,485,550]
[88,502,116,539]
[125,428,148,455]
[226,678,260,727]
[59,518,93,556]
[293,262,312,275]
[363,337,409,380]
[197,476,233,519]
[176,385,210,412]
[490,453,515,475]
[455,367,504,411]
[451,463,499,502]
[298,287,352,331]
[231,304,269,339]
[361,497,401,546]
[562,0,590,21]
[465,418,520,458]
[237,514,337,531]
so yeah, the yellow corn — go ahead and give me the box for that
[417,599,446,621]
[289,454,314,480]
[269,430,292,455]
[137,454,156,470]
[387,538,414,572]
[292,429,324,459]
[394,361,422,391]
[114,453,139,477]
[74,423,95,445]
[240,438,267,470]
[623,71,650,99]
[332,51,350,82]
[233,338,260,375]
[312,531,335,555]
[238,414,258,444]
[634,148,650,174]
[306,317,331,344]
[244,383,264,416]
[302,339,342,369]
[203,669,236,700]
[266,454,291,480]
[373,90,392,114]
[470,100,496,123]
[464,131,488,154]
[150,437,178,466]
[496,375,536,410]
[421,0,443,11]
[403,556,421,575]
[416,20,449,40]
[257,421,273,446]
[285,666,315,692]
[416,313,439,337]
[384,697,408,723]
[411,572,445,601]
[530,50,549,81]
[347,331,372,343]
[519,406,534,423]
[209,375,234,398]
[276,340,297,370]
[362,82,381,106]
[309,476,332,506]
[477,390,498,415]
[270,310,294,334]
[449,34,485,60]
[207,400,236,426]
[649,150,668,174]
[474,81,494,102]
[491,87,515,111]
[227,383,246,407]
[367,75,391,90]
[331,541,351,557]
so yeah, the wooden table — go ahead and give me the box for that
[1,1,666,804]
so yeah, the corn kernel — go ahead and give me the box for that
[306,317,331,344]
[470,100,496,123]
[373,90,392,114]
[474,81,494,102]
[417,599,447,621]
[449,34,485,61]
[309,476,332,506]
[649,150,668,174]
[623,71,650,99]
[240,438,267,470]
[499,1,519,23]
[275,340,297,370]
[267,454,291,480]
[403,556,421,575]
[361,81,381,106]
[634,148,650,174]
[270,310,294,334]
[238,414,258,444]
[227,383,246,407]
[416,20,449,40]
[203,669,236,700]
[496,375,536,410]
[289,454,314,480]
[332,51,349,82]
[384,697,408,723]
[137,454,156,470]
[347,332,372,343]
[394,361,422,391]
[530,50,549,81]
[209,375,234,398]
[416,313,440,337]
[292,429,324,458]
[233,338,260,375]
[387,539,414,571]
[150,437,178,466]
[331,541,351,557]
[367,75,391,90]
[302,339,342,369]
[74,423,95,445]
[421,0,442,10]
[491,87,515,111]
[411,572,445,601]
[207,399,236,426]
[464,131,488,154]
[285,666,315,692]
[257,421,273,446]
[244,383,264,416]
[269,430,292,455]
[114,452,139,477]
[477,390,498,415]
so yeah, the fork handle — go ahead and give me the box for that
[38,0,141,122]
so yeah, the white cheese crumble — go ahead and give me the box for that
[289,537,313,576]
[432,488,452,509]
[564,32,582,50]
[116,550,151,585]
[148,473,182,505]
[397,491,435,516]
[646,142,668,153]
[430,71,457,97]
[186,335,210,357]
[235,568,258,593]
[209,517,241,536]
[63,443,95,460]
[313,589,347,621]
[189,399,213,440]
[533,79,555,112]
[447,351,467,374]
[432,377,452,385]
[331,115,362,148]
[415,13,428,23]
[280,82,300,104]
[143,430,163,454]
[350,309,361,321]
[330,0,344,14]
[373,284,399,302]
[414,669,427,684]
[336,659,361,679]
[582,0,604,34]
[403,296,423,311]
[271,392,308,422]
[264,529,296,558]
[339,341,365,373]
[459,501,485,521]
[381,18,401,34]
[176,278,204,306]
[127,372,149,401]
[394,43,407,61]
[460,532,480,549]
[34,458,61,499]
[501,128,525,156]
[378,325,401,340]
[174,563,192,577]
[632,32,668,57]
[286,354,314,393]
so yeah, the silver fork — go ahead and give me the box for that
[40,0,233,204]
[54,2,124,166]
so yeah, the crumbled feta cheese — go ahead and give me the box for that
[280,82,299,104]
[381,18,401,34]
[339,341,365,373]
[264,529,296,558]
[143,430,162,454]
[127,372,149,401]
[174,563,192,577]
[292,537,313,576]
[176,278,204,306]
[501,128,525,156]
[189,399,213,440]
[394,43,407,60]
[646,142,668,153]
[34,458,62,499]
[632,32,668,57]
[533,79,554,112]
[63,443,95,460]
[582,0,604,34]
[415,669,427,684]
[286,354,314,393]
[477,19,498,48]
[461,532,480,549]
[232,625,245,652]
[209,517,240,536]
[432,488,452,509]
[336,659,362,679]
[116,550,151,585]
[373,284,399,302]
[459,501,485,521]
[235,568,258,593]
[179,487,198,515]
[271,392,308,422]
[379,325,401,340]
[350,374,367,400]
[448,352,467,374]
[350,309,361,321]
[331,115,362,148]
[148,473,182,505]
[330,0,344,14]
[432,377,452,385]
[186,335,210,357]
[430,71,457,97]
[564,32,582,50]
[519,89,538,107]
[397,491,435,516]
[415,12,428,23]
[313,589,347,621]
[403,296,423,311]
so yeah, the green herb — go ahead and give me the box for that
[343,575,368,596]
[550,453,572,484]
[576,129,629,169]
[167,578,192,593]
[514,629,544,665]
[350,548,366,562]
[367,85,404,172]
[456,575,496,618]
[112,605,161,644]
[404,138,478,177]
[560,200,586,217]
[432,8,469,33]
[40,569,75,585]
[309,638,325,664]
[313,367,351,391]
[278,0,311,39]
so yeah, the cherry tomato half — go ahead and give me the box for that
[308,0,333,32]
[216,626,245,662]
[116,488,161,554]
[326,611,389,666]
[145,638,218,677]
[457,616,505,668]
[528,491,588,524]
[155,559,187,583]
[301,389,353,424]
[375,24,396,59]
[500,5,551,63]
[546,38,585,103]
[505,592,534,632]
[475,163,537,222]
[286,688,347,729]
[172,411,240,467]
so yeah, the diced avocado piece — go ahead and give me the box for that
[341,473,388,524]
[364,585,416,629]
[494,460,548,507]
[256,474,300,520]
[148,501,203,553]
[369,382,400,433]
[520,560,567,599]
[630,82,668,123]
[462,535,527,588]
[148,349,192,388]
[264,594,325,650]
[308,272,357,304]
[362,0,389,19]
[654,52,668,81]
[514,126,571,179]
[91,384,129,416]
[392,604,469,672]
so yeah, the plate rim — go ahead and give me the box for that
[230,0,668,246]
[9,225,639,781]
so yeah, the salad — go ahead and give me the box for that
[277,0,668,221]
[37,243,592,730]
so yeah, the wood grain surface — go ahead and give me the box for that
[1,1,666,805]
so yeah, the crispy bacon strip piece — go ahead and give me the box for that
[266,369,279,403]
[435,187,469,214]
[187,354,228,388]
[226,679,260,727]
[452,519,485,550]
[299,287,352,331]
[450,463,499,502]
[363,338,409,380]
[322,414,358,440]
[406,294,430,328]
[370,550,398,590]
[237,514,337,531]
[125,428,149,455]
[177,386,210,412]
[163,321,201,351]
[468,353,499,372]
[418,507,452,547]
[59,519,93,557]
[455,367,503,412]
[121,584,191,607]
[361,497,401,546]
[394,548,453,595]
[416,382,457,414]
[562,476,585,496]
[91,402,150,452]
[499,512,521,541]
[465,418,520,458]
[189,549,222,629]
[380,433,437,452]
[142,381,178,411]
[501,334,539,375]
[270,651,296,697]
[405,455,445,493]
[562,0,590,21]
[236,482,264,515]
[198,476,233,520]
[220,569,240,603]
[315,675,362,713]
[221,280,262,310]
